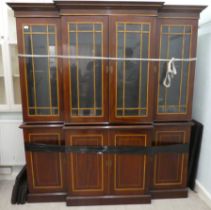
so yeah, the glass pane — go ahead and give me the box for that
[23,25,30,32]
[158,25,192,114]
[118,24,124,31]
[32,25,47,33]
[69,23,103,117]
[170,26,184,33]
[94,24,101,31]
[185,26,191,33]
[13,77,21,104]
[78,24,93,31]
[162,26,169,33]
[23,25,59,116]
[116,23,150,117]
[0,46,6,104]
[143,24,149,32]
[126,24,142,31]
[9,44,21,104]
[0,78,6,104]
[48,25,55,33]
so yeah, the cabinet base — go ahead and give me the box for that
[151,189,188,199]
[26,190,188,205]
[27,192,66,202]
[66,195,151,206]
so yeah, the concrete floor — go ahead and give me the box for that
[0,180,210,210]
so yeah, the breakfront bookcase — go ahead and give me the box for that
[9,1,205,205]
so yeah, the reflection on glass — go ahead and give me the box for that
[23,24,59,116]
[158,25,191,114]
[69,23,103,117]
[0,46,6,104]
[116,23,150,117]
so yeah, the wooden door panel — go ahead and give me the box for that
[16,18,63,122]
[152,125,190,189]
[65,129,108,196]
[62,16,109,124]
[109,16,155,123]
[110,129,151,195]
[155,19,198,121]
[23,127,65,193]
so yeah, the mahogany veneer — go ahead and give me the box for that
[9,1,205,206]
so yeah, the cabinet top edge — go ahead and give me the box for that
[159,5,207,13]
[7,3,56,10]
[7,1,163,9]
[7,2,206,14]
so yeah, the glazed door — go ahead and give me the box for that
[155,19,198,121]
[16,18,62,122]
[23,127,65,193]
[109,129,151,195]
[65,128,108,196]
[62,16,108,123]
[109,16,155,123]
[152,124,190,189]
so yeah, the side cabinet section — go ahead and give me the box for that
[23,126,65,194]
[155,19,198,121]
[151,124,191,198]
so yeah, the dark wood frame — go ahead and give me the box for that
[109,128,152,195]
[154,18,199,121]
[16,18,64,123]
[109,16,156,123]
[11,2,205,124]
[22,125,66,194]
[150,123,191,198]
[152,124,191,189]
[62,16,109,124]
[64,126,152,204]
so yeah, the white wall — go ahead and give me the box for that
[0,120,25,166]
[192,13,211,200]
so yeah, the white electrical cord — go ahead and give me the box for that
[18,54,197,88]
[163,57,177,88]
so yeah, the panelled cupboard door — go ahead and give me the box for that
[155,19,198,121]
[16,18,63,122]
[109,16,155,123]
[62,16,109,123]
[109,129,151,195]
[23,127,65,193]
[65,129,108,196]
[152,125,190,189]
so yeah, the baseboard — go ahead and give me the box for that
[66,195,151,206]
[27,192,66,202]
[195,180,211,208]
[151,188,188,199]
[0,166,23,180]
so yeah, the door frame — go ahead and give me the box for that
[62,16,109,124]
[109,16,156,123]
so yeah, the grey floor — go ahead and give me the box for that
[0,180,211,210]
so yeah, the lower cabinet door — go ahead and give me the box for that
[65,128,108,196]
[109,129,151,195]
[23,126,65,193]
[152,124,190,189]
